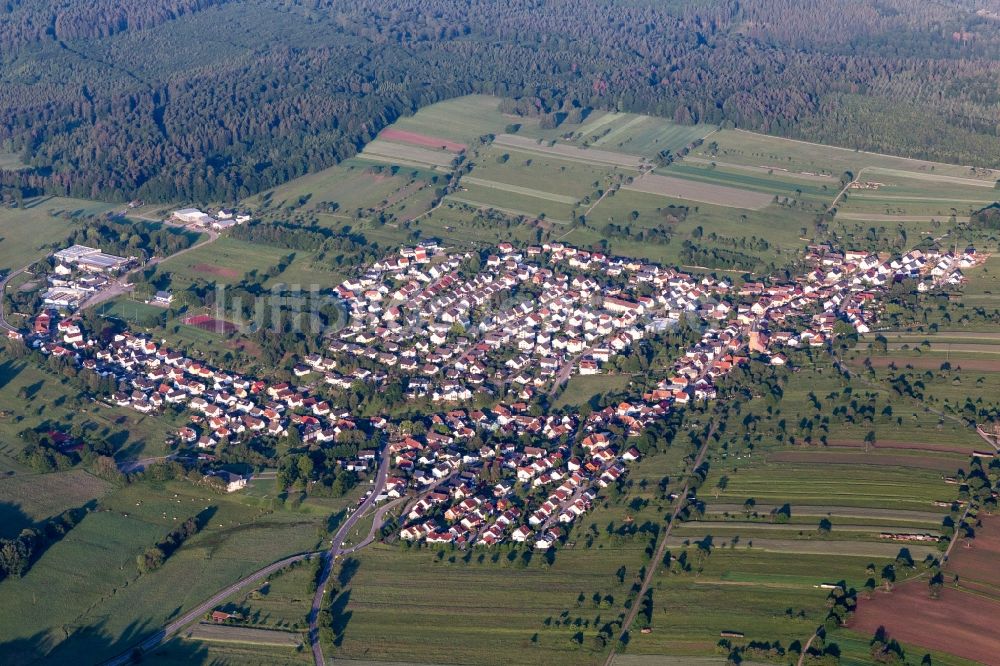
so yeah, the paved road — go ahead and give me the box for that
[308,444,391,666]
[102,550,314,666]
[341,495,408,555]
[603,418,719,666]
[81,228,219,312]
[0,263,31,332]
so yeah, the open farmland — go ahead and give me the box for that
[461,177,579,206]
[493,134,645,169]
[708,461,953,511]
[182,623,303,647]
[0,480,339,663]
[0,197,116,273]
[658,161,836,204]
[702,129,1000,182]
[848,579,1000,665]
[0,470,111,538]
[360,140,458,170]
[624,172,781,210]
[623,547,946,664]
[379,128,467,153]
[251,159,437,221]
[388,95,529,144]
[588,114,714,155]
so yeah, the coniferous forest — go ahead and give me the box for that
[1,0,999,203]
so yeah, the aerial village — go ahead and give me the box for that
[9,235,986,550]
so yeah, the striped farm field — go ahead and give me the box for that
[360,140,457,168]
[460,177,579,205]
[592,115,715,155]
[623,172,774,209]
[183,623,303,647]
[705,504,943,526]
[662,537,938,559]
[493,133,645,168]
[765,449,962,472]
[711,464,950,510]
[378,128,467,153]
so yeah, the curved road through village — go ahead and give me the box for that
[102,446,392,666]
[308,445,392,666]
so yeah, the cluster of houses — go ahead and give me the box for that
[389,413,637,549]
[23,317,376,482]
[323,241,738,404]
[12,234,988,547]
[39,244,134,310]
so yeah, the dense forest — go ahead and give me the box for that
[1,0,999,203]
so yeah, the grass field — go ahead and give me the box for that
[234,557,316,630]
[389,95,528,144]
[553,374,633,409]
[623,172,774,210]
[183,623,303,647]
[0,360,183,468]
[0,196,117,273]
[702,129,1000,182]
[588,115,714,155]
[0,479,347,663]
[360,140,458,170]
[156,237,291,286]
[0,470,111,538]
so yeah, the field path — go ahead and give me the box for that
[605,418,718,666]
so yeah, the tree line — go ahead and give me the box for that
[0,0,998,204]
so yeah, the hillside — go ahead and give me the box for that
[1,0,1000,204]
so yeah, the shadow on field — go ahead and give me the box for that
[0,616,210,664]
[326,509,347,535]
[337,557,360,587]
[330,588,353,647]
[0,499,96,560]
[0,360,25,392]
[0,501,33,540]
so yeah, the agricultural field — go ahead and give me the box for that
[623,172,774,210]
[492,134,645,170]
[387,95,529,145]
[249,158,439,223]
[0,196,117,274]
[0,469,111,539]
[156,237,292,286]
[844,514,1000,665]
[700,129,1000,183]
[584,114,715,155]
[846,330,1000,434]
[0,479,340,663]
[360,139,458,170]
[229,556,317,631]
[183,623,303,647]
